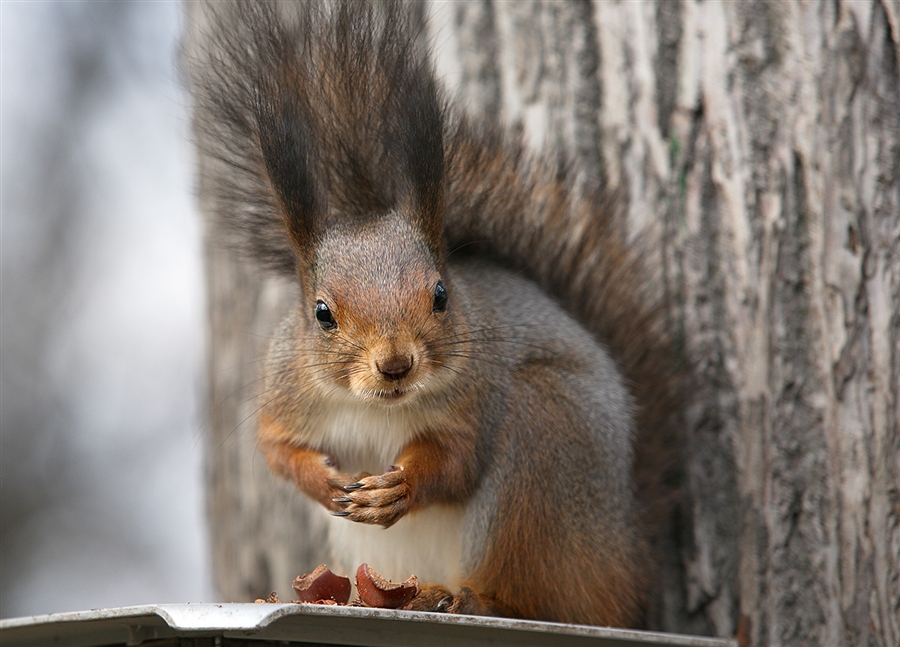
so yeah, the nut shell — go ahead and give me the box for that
[292,564,352,604]
[355,563,419,609]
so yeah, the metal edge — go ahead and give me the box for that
[242,604,737,646]
[1,603,737,647]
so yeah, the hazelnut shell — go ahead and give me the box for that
[292,564,352,604]
[355,563,419,609]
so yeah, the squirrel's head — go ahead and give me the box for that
[301,212,461,406]
[211,1,454,404]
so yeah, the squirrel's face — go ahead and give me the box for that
[304,216,461,406]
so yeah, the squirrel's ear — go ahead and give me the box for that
[188,1,326,275]
[256,91,324,262]
[394,64,445,256]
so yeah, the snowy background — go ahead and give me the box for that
[1,1,212,616]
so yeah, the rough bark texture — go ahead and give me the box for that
[203,237,330,602]
[195,2,899,645]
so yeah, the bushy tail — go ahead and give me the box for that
[443,119,684,534]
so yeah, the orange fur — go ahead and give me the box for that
[258,414,359,511]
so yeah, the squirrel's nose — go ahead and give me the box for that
[377,355,413,381]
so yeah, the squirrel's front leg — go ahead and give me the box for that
[333,432,477,528]
[258,414,358,511]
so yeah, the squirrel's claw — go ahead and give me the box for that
[331,467,411,527]
[323,471,364,512]
[436,595,455,612]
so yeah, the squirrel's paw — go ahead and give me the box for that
[330,465,410,527]
[319,459,363,512]
[323,474,360,512]
[402,583,455,612]
[404,585,504,616]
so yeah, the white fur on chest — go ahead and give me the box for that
[325,504,465,590]
[307,394,466,588]
[305,392,441,474]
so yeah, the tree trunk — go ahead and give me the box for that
[195,1,899,645]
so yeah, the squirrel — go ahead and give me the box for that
[187,0,683,628]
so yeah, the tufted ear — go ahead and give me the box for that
[255,76,325,270]
[188,1,326,278]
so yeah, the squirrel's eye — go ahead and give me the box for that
[432,281,448,313]
[315,300,337,330]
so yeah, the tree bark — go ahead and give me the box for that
[195,1,899,645]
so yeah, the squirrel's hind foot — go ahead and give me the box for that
[404,584,513,618]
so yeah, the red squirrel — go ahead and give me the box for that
[188,0,682,628]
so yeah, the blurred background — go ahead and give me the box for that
[1,2,212,616]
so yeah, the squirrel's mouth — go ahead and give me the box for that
[349,370,429,405]
[364,383,423,405]
[374,387,407,401]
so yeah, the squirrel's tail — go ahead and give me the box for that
[444,117,685,549]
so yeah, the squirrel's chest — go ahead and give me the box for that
[325,504,466,591]
[309,398,468,588]
[304,398,428,474]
